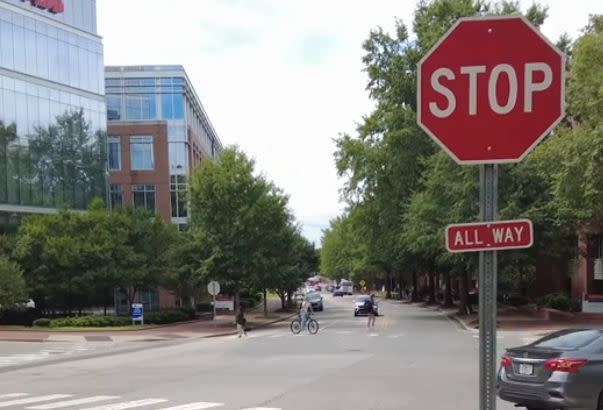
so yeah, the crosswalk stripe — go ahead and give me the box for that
[79,398,168,410]
[0,394,28,399]
[27,396,120,409]
[0,395,73,408]
[242,408,281,410]
[155,402,223,410]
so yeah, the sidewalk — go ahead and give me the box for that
[0,297,296,344]
[390,299,603,334]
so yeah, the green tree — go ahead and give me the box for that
[274,227,318,310]
[0,255,27,314]
[329,0,551,308]
[110,207,178,306]
[189,147,291,313]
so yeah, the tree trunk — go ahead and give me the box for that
[397,270,403,300]
[458,270,473,316]
[429,271,436,304]
[411,271,418,302]
[286,290,293,308]
[234,286,241,315]
[386,272,392,299]
[263,288,267,317]
[279,293,286,310]
[444,271,453,307]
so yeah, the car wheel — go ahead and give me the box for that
[354,312,358,317]
[598,390,603,410]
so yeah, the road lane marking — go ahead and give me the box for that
[27,396,120,409]
[0,395,73,408]
[0,394,28,399]
[78,399,168,410]
[156,402,223,410]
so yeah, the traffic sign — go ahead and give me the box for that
[417,16,564,164]
[207,281,220,296]
[445,219,533,253]
[359,280,366,287]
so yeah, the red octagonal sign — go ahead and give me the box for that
[417,16,564,164]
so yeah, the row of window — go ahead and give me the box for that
[108,135,154,171]
[106,91,185,121]
[109,175,187,218]
[0,11,104,94]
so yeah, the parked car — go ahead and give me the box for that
[354,295,378,316]
[306,292,323,311]
[333,287,344,297]
[497,328,603,410]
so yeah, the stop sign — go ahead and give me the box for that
[417,16,564,164]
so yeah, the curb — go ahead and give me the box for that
[446,314,477,332]
[0,312,299,373]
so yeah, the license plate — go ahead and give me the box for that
[518,363,534,375]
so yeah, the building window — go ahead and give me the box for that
[108,137,121,170]
[170,175,187,218]
[110,184,123,209]
[107,95,121,120]
[125,94,156,120]
[130,136,154,170]
[132,184,155,213]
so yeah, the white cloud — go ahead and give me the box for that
[98,0,601,245]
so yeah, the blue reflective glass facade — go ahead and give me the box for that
[0,0,106,229]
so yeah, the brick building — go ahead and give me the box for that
[105,65,222,311]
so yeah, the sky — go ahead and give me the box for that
[98,0,602,246]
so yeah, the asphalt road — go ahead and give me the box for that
[0,294,534,410]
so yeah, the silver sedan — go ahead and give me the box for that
[497,328,603,410]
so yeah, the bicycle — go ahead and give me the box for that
[290,313,319,335]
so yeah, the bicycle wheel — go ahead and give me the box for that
[290,319,302,334]
[307,319,319,334]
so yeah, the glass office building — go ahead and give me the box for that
[105,65,222,229]
[0,0,106,231]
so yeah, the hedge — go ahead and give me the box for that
[196,302,213,312]
[538,293,581,312]
[49,315,131,328]
[144,309,194,324]
[32,318,51,327]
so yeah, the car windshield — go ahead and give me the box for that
[531,329,602,350]
[355,296,370,302]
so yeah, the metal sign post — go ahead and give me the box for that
[479,164,498,410]
[207,280,221,320]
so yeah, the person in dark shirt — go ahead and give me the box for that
[366,294,376,328]
[236,308,247,338]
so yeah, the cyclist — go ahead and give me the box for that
[299,296,314,330]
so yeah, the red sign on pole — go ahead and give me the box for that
[417,16,564,164]
[445,219,533,253]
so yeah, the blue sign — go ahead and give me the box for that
[131,303,144,321]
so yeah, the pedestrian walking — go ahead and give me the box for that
[366,294,376,328]
[236,308,247,338]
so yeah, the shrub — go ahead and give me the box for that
[49,315,131,328]
[196,302,213,312]
[32,318,51,327]
[179,307,196,320]
[143,309,190,324]
[538,293,580,312]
